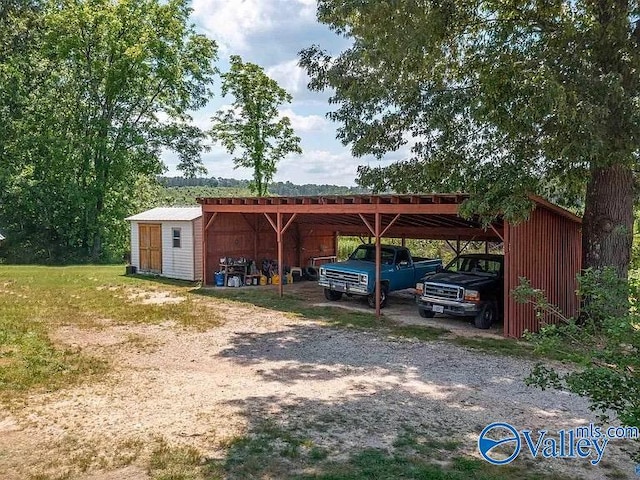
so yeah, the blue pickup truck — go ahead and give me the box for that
[318,244,442,308]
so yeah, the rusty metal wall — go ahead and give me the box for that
[504,207,582,337]
[204,213,336,284]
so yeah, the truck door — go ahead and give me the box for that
[394,249,414,290]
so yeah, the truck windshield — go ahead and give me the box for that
[445,256,501,277]
[349,245,396,264]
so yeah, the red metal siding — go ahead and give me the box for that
[504,207,582,337]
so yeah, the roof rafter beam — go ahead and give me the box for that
[204,212,218,231]
[358,213,376,236]
[380,214,401,237]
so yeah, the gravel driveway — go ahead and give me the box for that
[0,289,634,479]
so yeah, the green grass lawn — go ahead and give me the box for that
[0,265,219,398]
[155,420,574,480]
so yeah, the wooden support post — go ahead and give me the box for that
[459,237,476,254]
[401,236,406,247]
[358,214,376,236]
[380,213,401,237]
[456,236,460,256]
[489,223,504,242]
[277,212,283,298]
[254,215,259,262]
[203,212,208,285]
[297,224,304,268]
[375,212,381,318]
[202,212,219,285]
[282,213,297,234]
[263,213,277,232]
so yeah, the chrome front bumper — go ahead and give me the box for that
[417,295,481,316]
[319,278,369,295]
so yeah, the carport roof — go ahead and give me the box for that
[197,193,580,241]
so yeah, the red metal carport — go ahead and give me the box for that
[197,194,581,338]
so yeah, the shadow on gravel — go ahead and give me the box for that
[204,322,616,479]
[203,391,572,480]
[218,323,523,391]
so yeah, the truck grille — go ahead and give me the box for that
[324,270,360,284]
[423,283,463,300]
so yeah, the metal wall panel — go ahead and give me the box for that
[504,207,582,337]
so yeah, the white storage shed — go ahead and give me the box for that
[126,207,202,281]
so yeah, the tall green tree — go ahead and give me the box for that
[300,0,640,277]
[0,0,217,261]
[210,56,302,197]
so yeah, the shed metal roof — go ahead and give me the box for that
[126,207,202,222]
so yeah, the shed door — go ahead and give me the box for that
[139,224,162,273]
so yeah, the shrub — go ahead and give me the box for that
[513,268,640,459]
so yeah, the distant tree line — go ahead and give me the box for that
[158,177,369,196]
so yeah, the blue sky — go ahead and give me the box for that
[162,0,402,186]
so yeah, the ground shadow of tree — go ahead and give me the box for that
[197,322,612,479]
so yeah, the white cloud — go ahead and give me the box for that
[274,149,360,185]
[191,0,271,52]
[191,0,317,53]
[293,0,317,20]
[266,59,309,95]
[279,108,327,132]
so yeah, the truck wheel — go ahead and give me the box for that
[474,303,497,329]
[419,308,435,318]
[324,289,343,301]
[367,285,388,309]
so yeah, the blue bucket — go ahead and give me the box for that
[215,271,224,287]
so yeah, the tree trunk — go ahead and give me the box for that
[582,163,634,278]
[254,161,263,197]
[92,230,102,260]
[91,197,103,261]
[90,172,106,261]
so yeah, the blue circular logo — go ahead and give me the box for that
[478,422,521,465]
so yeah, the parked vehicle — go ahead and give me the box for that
[318,244,442,308]
[416,253,504,329]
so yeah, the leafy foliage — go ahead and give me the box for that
[300,0,640,275]
[210,55,302,196]
[514,269,640,457]
[0,0,217,262]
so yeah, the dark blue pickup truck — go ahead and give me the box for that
[318,244,442,308]
[416,253,504,329]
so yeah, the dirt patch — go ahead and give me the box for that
[0,288,635,479]
[127,289,186,305]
